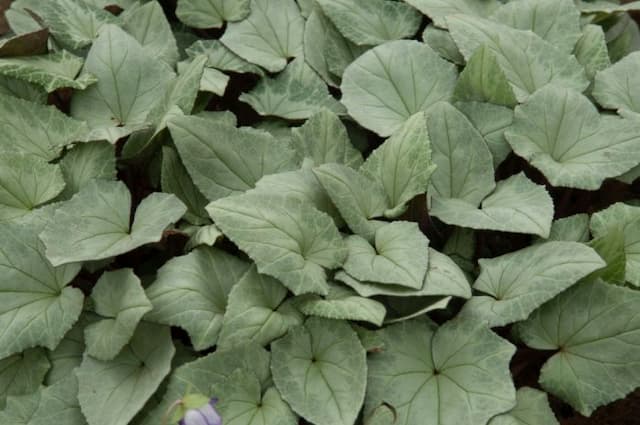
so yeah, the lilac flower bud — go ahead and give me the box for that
[179,398,222,425]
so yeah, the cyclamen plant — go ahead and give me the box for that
[0,0,640,425]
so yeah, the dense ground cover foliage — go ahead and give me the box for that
[1,0,640,424]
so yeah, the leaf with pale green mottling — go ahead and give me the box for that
[291,109,363,168]
[0,209,83,360]
[221,0,304,73]
[336,248,471,299]
[85,269,152,361]
[515,280,640,416]
[316,0,422,46]
[488,388,559,425]
[218,266,302,349]
[176,0,250,29]
[460,241,604,327]
[361,112,436,216]
[304,8,342,88]
[40,180,187,266]
[341,40,458,137]
[0,50,96,92]
[271,317,366,425]
[76,323,174,425]
[426,102,495,206]
[590,202,640,286]
[367,318,516,425]
[0,153,65,222]
[505,85,640,190]
[431,172,554,238]
[145,247,251,350]
[240,58,344,120]
[0,349,49,409]
[168,115,299,201]
[343,221,429,289]
[207,193,347,296]
[0,93,89,161]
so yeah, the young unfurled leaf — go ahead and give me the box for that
[515,280,640,416]
[459,241,604,327]
[76,323,175,425]
[367,318,516,425]
[146,247,251,351]
[218,266,302,349]
[506,85,640,190]
[361,112,436,217]
[316,0,422,46]
[207,193,347,296]
[341,40,457,137]
[271,317,367,425]
[40,180,187,266]
[430,172,554,238]
[239,58,345,120]
[221,0,304,72]
[168,115,299,202]
[84,269,152,361]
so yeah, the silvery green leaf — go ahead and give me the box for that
[0,349,49,409]
[40,180,187,266]
[58,141,116,200]
[404,0,501,27]
[161,146,209,226]
[430,173,554,238]
[0,50,97,92]
[573,24,611,81]
[218,266,302,349]
[447,16,589,101]
[423,25,465,64]
[313,163,387,240]
[460,241,604,327]
[76,323,174,425]
[544,214,590,243]
[185,39,264,75]
[505,85,640,190]
[207,193,347,296]
[587,226,627,285]
[70,25,175,143]
[290,109,363,168]
[0,153,65,222]
[316,0,422,46]
[593,51,640,117]
[0,392,40,425]
[489,0,581,53]
[168,115,299,201]
[0,93,89,161]
[0,210,83,360]
[304,8,342,87]
[142,344,271,425]
[337,248,471,299]
[383,295,451,323]
[515,280,640,416]
[221,0,304,72]
[341,40,457,137]
[294,282,386,326]
[367,318,516,425]
[365,405,395,425]
[29,375,86,425]
[218,369,297,425]
[579,0,640,14]
[84,269,152,361]
[122,1,179,66]
[145,247,251,351]
[45,315,89,385]
[324,18,369,79]
[488,387,559,425]
[271,317,366,425]
[605,13,640,63]
[426,102,495,206]
[361,112,436,216]
[240,58,345,120]
[453,45,518,107]
[199,67,229,95]
[40,0,117,50]
[455,101,513,167]
[176,0,250,29]
[183,224,223,251]
[343,221,429,290]
[590,202,640,286]
[442,227,476,274]
[0,75,46,103]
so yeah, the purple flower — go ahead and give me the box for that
[179,398,221,425]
